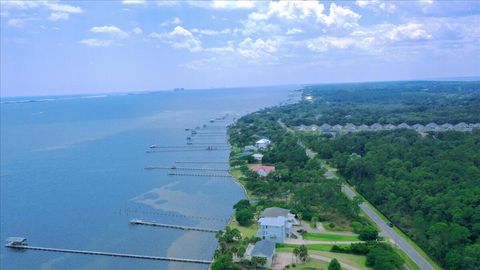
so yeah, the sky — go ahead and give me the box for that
[1,0,479,97]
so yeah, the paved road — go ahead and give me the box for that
[279,119,435,270]
[342,184,434,270]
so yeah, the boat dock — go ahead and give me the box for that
[146,148,229,153]
[175,161,229,164]
[145,166,229,172]
[168,172,231,177]
[4,238,212,265]
[130,219,219,233]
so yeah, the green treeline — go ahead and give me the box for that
[228,111,361,225]
[276,81,480,126]
[302,129,480,269]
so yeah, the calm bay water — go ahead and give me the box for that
[0,86,296,270]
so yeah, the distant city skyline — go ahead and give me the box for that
[1,0,479,97]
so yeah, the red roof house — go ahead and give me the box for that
[249,165,275,176]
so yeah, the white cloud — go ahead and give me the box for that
[247,2,360,29]
[1,1,83,22]
[132,27,143,35]
[355,0,396,13]
[44,2,83,14]
[150,26,202,52]
[90,25,129,39]
[121,0,146,5]
[320,3,361,28]
[7,18,31,28]
[187,0,257,10]
[161,17,182,27]
[49,12,69,21]
[248,1,325,21]
[80,38,114,47]
[386,23,433,41]
[183,57,219,70]
[307,36,357,52]
[191,28,232,36]
[237,37,281,62]
[286,28,303,35]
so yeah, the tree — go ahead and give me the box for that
[293,245,309,263]
[236,208,254,226]
[251,256,267,267]
[233,199,251,210]
[328,258,341,270]
[211,255,240,270]
[359,226,378,241]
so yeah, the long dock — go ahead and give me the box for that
[145,166,229,172]
[130,219,219,233]
[146,148,229,153]
[168,172,231,178]
[4,241,211,265]
[175,161,229,164]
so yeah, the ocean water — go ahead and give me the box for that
[0,86,297,270]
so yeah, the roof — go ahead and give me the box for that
[251,240,276,257]
[259,216,287,227]
[249,165,275,173]
[6,237,27,243]
[253,153,264,158]
[261,207,291,218]
[256,138,271,144]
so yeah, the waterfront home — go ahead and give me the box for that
[442,123,454,130]
[309,125,320,131]
[358,124,369,131]
[454,122,471,132]
[297,125,307,131]
[332,124,343,132]
[384,124,396,130]
[370,123,383,130]
[244,240,276,267]
[412,124,425,132]
[253,153,264,162]
[256,138,271,149]
[397,123,410,129]
[244,145,258,151]
[320,123,331,132]
[425,123,439,132]
[249,165,275,176]
[258,216,291,243]
[344,123,357,132]
[471,123,480,130]
[260,207,299,225]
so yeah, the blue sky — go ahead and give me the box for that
[1,0,479,97]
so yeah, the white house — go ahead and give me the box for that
[244,240,276,267]
[257,207,298,243]
[253,153,264,162]
[256,138,271,149]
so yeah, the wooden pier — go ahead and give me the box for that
[146,148,229,153]
[130,219,219,233]
[145,166,229,172]
[175,161,229,164]
[168,172,231,177]
[4,238,212,265]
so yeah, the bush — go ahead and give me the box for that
[359,226,378,241]
[328,258,342,270]
[236,208,254,226]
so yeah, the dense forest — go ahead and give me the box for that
[273,81,480,126]
[302,129,480,269]
[228,81,480,269]
[228,111,361,224]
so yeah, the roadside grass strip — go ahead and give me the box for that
[302,233,359,242]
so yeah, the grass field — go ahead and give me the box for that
[228,217,258,238]
[302,233,359,242]
[310,251,372,270]
[276,243,350,252]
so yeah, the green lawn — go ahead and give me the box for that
[228,217,258,238]
[293,259,330,270]
[276,243,350,252]
[310,251,372,270]
[302,233,359,242]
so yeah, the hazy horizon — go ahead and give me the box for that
[1,1,479,97]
